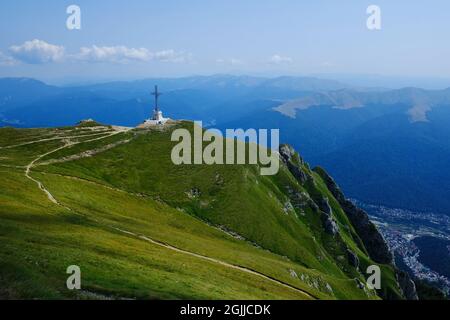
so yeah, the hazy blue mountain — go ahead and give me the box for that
[0,75,349,127]
[0,78,62,113]
[220,87,450,215]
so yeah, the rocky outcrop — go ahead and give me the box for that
[280,145,341,235]
[279,145,417,299]
[322,214,339,236]
[316,197,332,215]
[346,248,360,269]
[396,270,419,300]
[313,166,421,300]
[186,187,201,199]
[279,144,308,184]
[316,196,339,235]
[355,278,365,290]
[313,166,393,264]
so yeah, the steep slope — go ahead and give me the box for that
[0,121,406,299]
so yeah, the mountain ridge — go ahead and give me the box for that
[0,120,414,299]
[3,75,450,216]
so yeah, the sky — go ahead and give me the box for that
[1,0,450,85]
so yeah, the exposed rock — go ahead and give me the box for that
[216,225,246,241]
[312,165,421,300]
[313,167,393,264]
[355,278,365,290]
[279,144,300,164]
[316,197,332,215]
[285,186,315,213]
[309,201,319,212]
[279,144,308,184]
[186,187,201,199]
[322,214,339,236]
[315,196,339,235]
[289,269,298,278]
[214,173,224,186]
[396,270,419,300]
[283,201,294,215]
[346,248,360,269]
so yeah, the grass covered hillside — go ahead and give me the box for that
[0,121,406,300]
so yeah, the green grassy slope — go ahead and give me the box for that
[0,122,402,299]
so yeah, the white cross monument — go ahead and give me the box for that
[140,85,170,126]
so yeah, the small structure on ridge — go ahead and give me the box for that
[137,85,170,128]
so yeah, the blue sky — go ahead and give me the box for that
[1,0,450,84]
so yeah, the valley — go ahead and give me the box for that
[361,201,450,295]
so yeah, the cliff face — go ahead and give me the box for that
[280,145,390,259]
[312,166,393,265]
[312,165,418,300]
[396,270,419,300]
[279,144,418,300]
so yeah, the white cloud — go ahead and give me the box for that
[268,54,293,65]
[216,58,244,66]
[3,40,189,65]
[152,49,190,63]
[75,46,189,63]
[9,39,65,64]
[0,51,17,66]
[75,45,150,63]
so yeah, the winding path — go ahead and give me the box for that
[0,131,111,150]
[21,127,317,300]
[24,128,126,204]
[114,227,316,299]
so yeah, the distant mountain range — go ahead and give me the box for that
[0,75,349,127]
[221,87,450,215]
[2,75,450,215]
